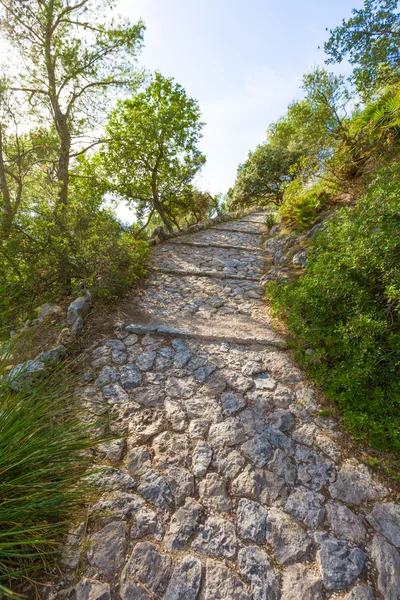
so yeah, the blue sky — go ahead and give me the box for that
[117,0,362,219]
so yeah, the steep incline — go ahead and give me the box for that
[60,213,400,600]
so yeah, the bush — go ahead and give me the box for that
[278,178,334,231]
[266,163,400,453]
[265,212,278,229]
[0,357,101,597]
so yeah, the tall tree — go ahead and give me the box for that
[0,0,144,289]
[325,0,400,96]
[103,72,205,233]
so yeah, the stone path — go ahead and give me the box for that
[61,212,400,600]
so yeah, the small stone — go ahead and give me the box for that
[102,383,128,404]
[164,557,203,600]
[371,533,400,600]
[166,376,196,399]
[125,324,158,334]
[73,578,111,600]
[91,492,144,521]
[201,371,227,396]
[198,473,231,513]
[265,507,314,565]
[37,303,63,321]
[192,441,213,477]
[326,501,366,544]
[137,470,173,511]
[132,387,165,408]
[267,410,295,432]
[367,503,400,547]
[165,466,194,506]
[295,444,333,491]
[97,439,126,463]
[191,517,237,559]
[164,498,202,552]
[67,293,91,325]
[136,351,157,371]
[220,391,247,415]
[314,531,366,591]
[281,564,323,600]
[241,432,273,467]
[213,448,246,480]
[231,465,262,500]
[329,459,387,505]
[130,507,159,539]
[174,350,192,368]
[253,373,277,391]
[121,541,172,597]
[185,396,223,422]
[241,360,265,376]
[188,419,210,439]
[87,521,127,576]
[267,449,297,485]
[285,486,325,529]
[126,446,152,477]
[152,431,189,470]
[95,365,119,387]
[204,558,251,600]
[124,334,139,346]
[343,585,375,600]
[238,546,280,600]
[165,399,187,431]
[208,418,246,447]
[259,470,290,506]
[237,499,267,544]
[222,369,253,393]
[292,423,318,445]
[119,364,142,389]
[129,409,164,444]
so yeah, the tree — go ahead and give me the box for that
[227,143,301,210]
[103,72,205,233]
[325,0,400,96]
[0,0,145,290]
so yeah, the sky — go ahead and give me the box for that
[115,0,363,221]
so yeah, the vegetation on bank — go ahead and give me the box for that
[228,0,400,456]
[0,356,101,598]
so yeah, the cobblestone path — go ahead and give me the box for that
[64,213,400,600]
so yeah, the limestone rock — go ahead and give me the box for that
[192,441,213,477]
[191,517,237,559]
[164,556,203,600]
[164,498,202,552]
[238,545,280,600]
[165,466,194,505]
[343,585,375,600]
[265,507,314,565]
[204,558,251,600]
[281,564,323,600]
[326,501,366,544]
[285,486,325,529]
[237,498,267,544]
[371,533,400,600]
[314,531,366,591]
[329,459,387,505]
[198,473,231,512]
[121,541,172,597]
[367,502,400,547]
[73,578,111,600]
[87,520,127,576]
[137,469,173,511]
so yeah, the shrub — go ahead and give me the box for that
[278,178,334,231]
[266,163,400,453]
[265,212,278,230]
[0,357,100,597]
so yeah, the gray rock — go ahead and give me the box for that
[329,459,387,505]
[165,466,194,505]
[295,444,334,490]
[192,517,237,559]
[8,359,46,391]
[164,498,202,552]
[37,303,63,321]
[204,558,251,600]
[87,520,127,576]
[285,486,325,529]
[132,387,165,408]
[165,399,187,431]
[267,409,295,432]
[192,441,213,477]
[208,418,246,447]
[73,578,111,600]
[253,372,277,391]
[185,396,223,422]
[241,432,274,469]
[189,419,210,439]
[62,522,85,570]
[281,564,322,600]
[120,363,142,389]
[121,541,172,597]
[37,344,67,363]
[67,292,91,325]
[291,423,318,446]
[102,383,128,404]
[222,369,253,392]
[371,533,400,600]
[164,557,203,600]
[174,350,192,368]
[166,376,196,399]
[268,449,297,485]
[126,446,152,477]
[136,350,157,371]
[97,439,126,463]
[237,499,267,544]
[137,470,173,511]
[220,390,247,415]
[238,545,280,600]
[126,324,158,334]
[130,507,159,539]
[343,585,375,600]
[367,503,400,547]
[90,492,144,521]
[258,469,290,506]
[326,501,366,544]
[265,507,314,565]
[314,531,366,591]
[95,365,119,387]
[263,426,294,453]
[152,431,189,470]
[292,249,308,267]
[198,473,231,513]
[124,333,139,346]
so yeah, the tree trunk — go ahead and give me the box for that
[151,175,174,233]
[0,125,13,239]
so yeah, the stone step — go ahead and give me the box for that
[211,227,264,235]
[166,240,264,253]
[150,267,261,282]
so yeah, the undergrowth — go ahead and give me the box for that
[266,163,400,454]
[0,354,102,598]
